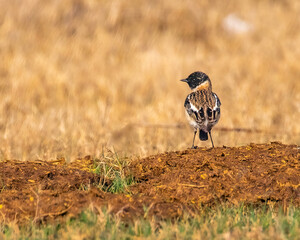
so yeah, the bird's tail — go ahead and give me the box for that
[199,130,208,141]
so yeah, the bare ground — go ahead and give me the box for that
[0,142,299,223]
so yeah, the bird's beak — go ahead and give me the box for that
[180,79,188,83]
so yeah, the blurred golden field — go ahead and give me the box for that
[0,0,299,161]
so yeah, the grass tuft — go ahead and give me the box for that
[92,148,134,193]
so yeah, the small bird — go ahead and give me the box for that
[181,71,221,148]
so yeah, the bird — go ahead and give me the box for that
[181,71,221,148]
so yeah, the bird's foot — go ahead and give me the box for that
[191,145,198,149]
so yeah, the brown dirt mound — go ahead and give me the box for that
[0,142,299,223]
[130,142,299,206]
[0,158,110,222]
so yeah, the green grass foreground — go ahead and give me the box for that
[1,205,299,240]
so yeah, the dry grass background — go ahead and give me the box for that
[0,0,299,161]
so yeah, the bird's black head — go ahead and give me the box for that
[181,71,211,90]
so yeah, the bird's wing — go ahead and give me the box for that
[184,94,205,124]
[211,92,221,123]
[213,92,221,108]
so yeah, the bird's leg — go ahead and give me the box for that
[208,131,214,148]
[191,129,198,149]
